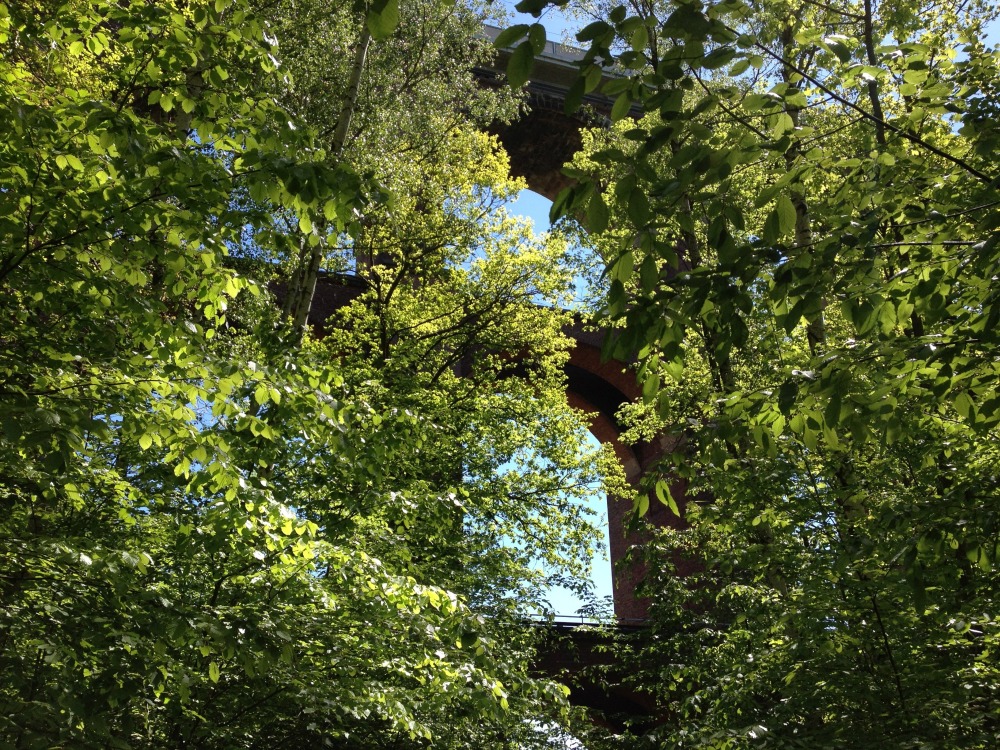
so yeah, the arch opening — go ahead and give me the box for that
[508,189,651,622]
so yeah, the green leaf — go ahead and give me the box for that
[506,41,535,88]
[587,192,609,233]
[583,64,603,93]
[642,369,660,401]
[208,661,220,683]
[778,380,798,414]
[550,185,575,222]
[703,46,736,69]
[493,24,529,49]
[658,87,685,114]
[762,209,781,244]
[829,41,851,63]
[639,254,658,292]
[564,78,585,114]
[628,188,652,226]
[954,391,974,420]
[663,5,710,38]
[730,58,750,76]
[824,393,842,428]
[631,24,649,52]
[514,0,547,14]
[611,251,634,284]
[611,91,632,122]
[366,0,399,39]
[254,383,270,406]
[655,479,680,516]
[528,23,546,55]
[577,21,612,42]
[775,194,796,237]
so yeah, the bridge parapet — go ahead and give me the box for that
[476,25,641,200]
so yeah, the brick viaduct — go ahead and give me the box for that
[302,31,684,726]
[474,30,688,727]
[479,26,686,623]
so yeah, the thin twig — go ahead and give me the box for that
[739,28,995,185]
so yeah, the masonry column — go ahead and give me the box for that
[563,330,690,622]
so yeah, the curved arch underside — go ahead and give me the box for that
[477,25,642,201]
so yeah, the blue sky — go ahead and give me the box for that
[505,188,615,619]
[496,0,612,611]
[498,0,581,43]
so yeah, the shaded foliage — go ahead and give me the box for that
[506,0,1000,745]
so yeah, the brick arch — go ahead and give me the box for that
[564,342,641,481]
[560,327,687,622]
[489,106,588,202]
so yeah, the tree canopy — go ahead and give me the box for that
[6,0,1000,745]
[501,0,1000,745]
[0,0,622,746]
